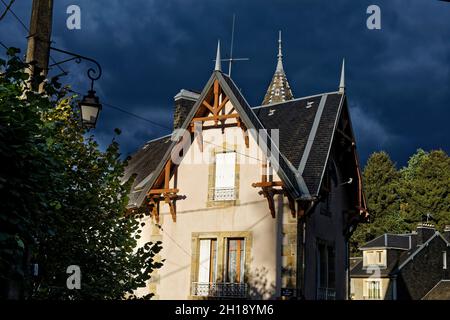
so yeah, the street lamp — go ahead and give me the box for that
[49,46,103,129]
[79,90,102,129]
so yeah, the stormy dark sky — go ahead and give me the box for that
[1,0,449,167]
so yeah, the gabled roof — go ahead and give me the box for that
[123,70,307,208]
[123,69,359,209]
[351,230,450,278]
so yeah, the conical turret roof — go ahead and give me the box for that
[262,31,294,105]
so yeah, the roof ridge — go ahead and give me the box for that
[253,91,342,109]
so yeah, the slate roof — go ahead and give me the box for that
[351,230,449,278]
[121,135,172,207]
[261,67,294,105]
[123,70,351,208]
[359,234,413,250]
[422,280,450,300]
[254,92,344,195]
[350,255,401,278]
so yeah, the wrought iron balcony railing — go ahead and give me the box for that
[192,282,248,298]
[317,287,336,300]
[212,187,236,201]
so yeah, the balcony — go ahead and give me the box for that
[191,282,248,298]
[317,287,336,300]
[212,187,236,201]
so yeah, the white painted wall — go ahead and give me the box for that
[136,117,289,299]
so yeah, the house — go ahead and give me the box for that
[350,223,450,300]
[123,33,368,300]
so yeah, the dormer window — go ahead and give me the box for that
[363,250,386,267]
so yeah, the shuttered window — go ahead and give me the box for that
[214,152,236,200]
[198,239,218,283]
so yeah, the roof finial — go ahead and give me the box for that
[214,39,222,72]
[276,30,284,73]
[339,58,345,93]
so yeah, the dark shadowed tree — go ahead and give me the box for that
[0,49,162,299]
[399,149,450,231]
[350,151,408,254]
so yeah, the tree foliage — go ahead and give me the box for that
[350,151,408,254]
[351,149,450,255]
[399,149,450,231]
[0,49,161,299]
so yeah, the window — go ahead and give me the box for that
[443,251,447,270]
[226,238,245,283]
[367,280,381,299]
[214,152,236,201]
[317,241,336,300]
[363,250,386,267]
[198,239,218,284]
[192,234,249,298]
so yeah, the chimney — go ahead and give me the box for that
[444,225,450,243]
[173,89,200,130]
[416,222,436,245]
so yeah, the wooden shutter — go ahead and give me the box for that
[198,239,211,283]
[215,152,236,188]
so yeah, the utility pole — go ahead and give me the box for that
[25,0,53,91]
[12,0,54,300]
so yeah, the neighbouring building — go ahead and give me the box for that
[123,33,368,300]
[350,223,450,300]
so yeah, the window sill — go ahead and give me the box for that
[206,199,240,208]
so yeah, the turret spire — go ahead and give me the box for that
[214,40,222,72]
[276,30,283,73]
[339,58,345,93]
[261,30,294,105]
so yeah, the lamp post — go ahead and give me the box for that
[49,46,103,129]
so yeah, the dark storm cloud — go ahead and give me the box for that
[1,0,449,166]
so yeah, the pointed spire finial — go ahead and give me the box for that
[215,40,222,72]
[276,30,284,73]
[339,58,345,93]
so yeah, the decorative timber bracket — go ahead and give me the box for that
[252,160,296,218]
[146,159,186,223]
[189,79,249,149]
